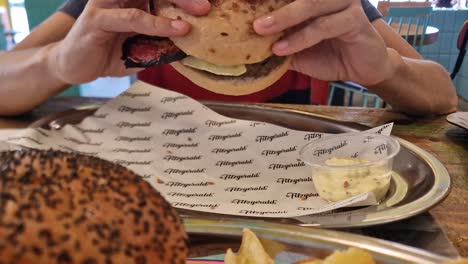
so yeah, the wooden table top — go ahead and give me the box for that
[0,97,467,257]
[390,23,440,46]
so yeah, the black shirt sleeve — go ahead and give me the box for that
[57,0,88,19]
[57,0,381,25]
[361,0,382,22]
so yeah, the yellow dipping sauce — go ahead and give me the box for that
[312,157,392,202]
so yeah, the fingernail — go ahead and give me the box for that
[171,20,187,31]
[256,16,275,28]
[274,40,289,51]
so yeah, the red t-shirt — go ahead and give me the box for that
[138,65,329,104]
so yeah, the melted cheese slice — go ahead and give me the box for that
[181,56,247,76]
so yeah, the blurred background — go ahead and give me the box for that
[0,0,132,97]
[0,0,467,109]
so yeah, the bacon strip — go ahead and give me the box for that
[121,34,187,68]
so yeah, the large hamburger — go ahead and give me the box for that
[122,0,292,96]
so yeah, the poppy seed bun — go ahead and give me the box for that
[157,0,292,66]
[0,150,188,264]
[170,56,291,96]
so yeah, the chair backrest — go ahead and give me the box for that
[386,6,433,51]
[377,0,431,16]
[451,21,468,80]
[457,21,468,50]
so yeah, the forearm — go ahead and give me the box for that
[369,48,458,116]
[0,42,68,116]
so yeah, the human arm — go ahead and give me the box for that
[0,12,75,116]
[253,0,457,116]
[0,0,211,116]
[368,19,457,116]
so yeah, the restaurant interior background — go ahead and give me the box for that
[1,0,468,109]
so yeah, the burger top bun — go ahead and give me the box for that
[157,0,292,66]
[0,150,188,264]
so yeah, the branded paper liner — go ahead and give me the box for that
[0,81,394,218]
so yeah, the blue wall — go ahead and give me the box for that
[418,9,468,100]
[0,23,5,50]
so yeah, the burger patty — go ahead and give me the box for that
[121,34,287,80]
[192,56,287,80]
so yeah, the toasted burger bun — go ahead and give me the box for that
[157,0,292,66]
[0,150,188,264]
[171,56,291,96]
[157,0,293,96]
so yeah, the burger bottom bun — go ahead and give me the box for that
[170,56,292,96]
[0,149,188,264]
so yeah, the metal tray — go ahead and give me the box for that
[447,112,468,130]
[186,218,452,263]
[29,102,451,229]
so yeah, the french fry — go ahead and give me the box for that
[212,228,468,264]
[321,248,376,264]
[224,228,274,264]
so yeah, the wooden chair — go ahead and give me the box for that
[386,6,433,52]
[377,0,431,16]
[327,81,383,108]
[24,0,81,96]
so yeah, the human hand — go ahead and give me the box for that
[253,0,398,86]
[49,0,211,85]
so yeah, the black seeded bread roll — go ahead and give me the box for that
[0,150,188,264]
